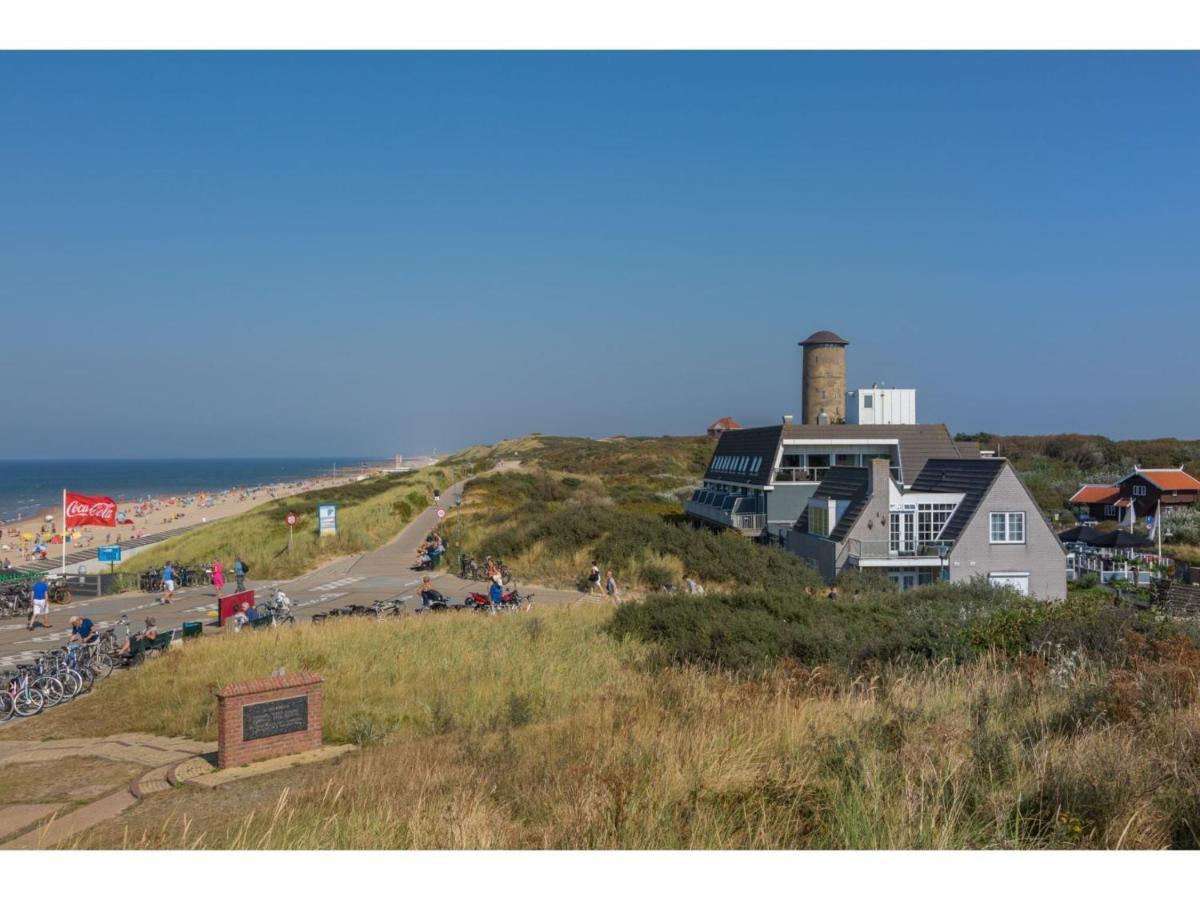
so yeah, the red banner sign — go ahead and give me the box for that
[64,492,118,528]
[219,589,256,627]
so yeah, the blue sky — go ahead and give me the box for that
[1,52,1197,457]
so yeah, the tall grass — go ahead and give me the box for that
[116,467,460,580]
[8,601,1194,849]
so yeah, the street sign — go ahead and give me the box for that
[318,504,337,536]
[98,545,122,563]
[436,508,446,520]
[285,512,298,527]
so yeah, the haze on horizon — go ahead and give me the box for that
[2,52,1197,459]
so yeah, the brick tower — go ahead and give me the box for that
[799,330,849,425]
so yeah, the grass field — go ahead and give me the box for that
[115,466,463,581]
[6,584,1199,850]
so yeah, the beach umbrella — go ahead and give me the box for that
[1088,530,1152,550]
[21,532,34,541]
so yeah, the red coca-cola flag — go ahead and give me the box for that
[64,492,118,528]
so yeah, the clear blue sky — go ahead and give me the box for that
[2,52,1197,458]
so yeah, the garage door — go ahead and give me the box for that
[989,572,1030,595]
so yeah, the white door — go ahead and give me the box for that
[989,572,1030,595]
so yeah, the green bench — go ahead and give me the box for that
[127,631,174,666]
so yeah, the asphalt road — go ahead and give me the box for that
[0,482,592,671]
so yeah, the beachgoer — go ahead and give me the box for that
[212,559,225,598]
[605,570,621,604]
[234,557,246,592]
[588,561,602,595]
[27,576,50,630]
[160,561,176,604]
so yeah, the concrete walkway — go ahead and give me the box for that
[0,733,352,848]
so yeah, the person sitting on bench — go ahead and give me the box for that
[117,618,158,659]
[419,575,445,607]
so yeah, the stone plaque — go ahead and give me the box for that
[242,695,309,742]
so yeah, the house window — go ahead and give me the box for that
[809,504,830,537]
[835,453,860,466]
[863,394,873,409]
[1132,485,1147,497]
[1104,504,1116,517]
[917,503,956,545]
[989,512,1025,544]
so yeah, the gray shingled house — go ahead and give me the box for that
[685,422,976,544]
[786,457,1066,598]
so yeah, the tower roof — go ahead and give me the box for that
[799,330,849,346]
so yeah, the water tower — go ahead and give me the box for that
[799,330,848,425]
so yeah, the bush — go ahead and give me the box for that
[609,584,1200,673]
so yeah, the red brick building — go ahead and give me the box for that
[706,417,743,438]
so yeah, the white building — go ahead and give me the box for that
[846,386,917,425]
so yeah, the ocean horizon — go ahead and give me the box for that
[0,457,381,524]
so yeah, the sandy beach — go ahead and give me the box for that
[0,470,380,565]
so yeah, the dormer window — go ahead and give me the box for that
[1132,485,1147,497]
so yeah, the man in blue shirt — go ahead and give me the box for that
[160,561,176,604]
[69,616,97,644]
[27,576,50,630]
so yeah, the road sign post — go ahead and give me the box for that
[98,544,122,575]
[285,512,298,552]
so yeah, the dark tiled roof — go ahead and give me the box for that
[779,423,963,485]
[909,458,1007,542]
[799,330,849,346]
[705,423,967,487]
[704,425,784,486]
[795,466,872,542]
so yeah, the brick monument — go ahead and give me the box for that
[215,672,324,768]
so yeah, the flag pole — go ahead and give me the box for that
[62,488,67,577]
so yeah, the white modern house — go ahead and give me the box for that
[685,421,978,543]
[846,386,917,425]
[787,457,1067,598]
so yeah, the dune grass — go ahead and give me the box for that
[6,598,1197,850]
[115,466,461,581]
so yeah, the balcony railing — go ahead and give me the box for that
[846,538,953,560]
[685,500,765,534]
[773,466,902,484]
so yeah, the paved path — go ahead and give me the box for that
[0,733,352,848]
[0,478,592,670]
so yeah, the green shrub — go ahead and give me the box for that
[609,584,1200,673]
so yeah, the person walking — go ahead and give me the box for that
[588,561,602,596]
[211,558,226,599]
[160,560,176,604]
[605,570,621,605]
[27,576,50,630]
[234,557,247,593]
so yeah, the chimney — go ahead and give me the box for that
[781,415,793,425]
[868,457,892,495]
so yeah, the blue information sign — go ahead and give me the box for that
[318,504,337,536]
[98,545,122,563]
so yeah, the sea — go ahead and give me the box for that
[0,458,376,524]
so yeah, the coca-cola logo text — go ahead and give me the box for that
[67,500,116,518]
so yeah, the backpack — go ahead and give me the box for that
[241,561,250,576]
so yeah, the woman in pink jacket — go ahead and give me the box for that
[212,559,226,599]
